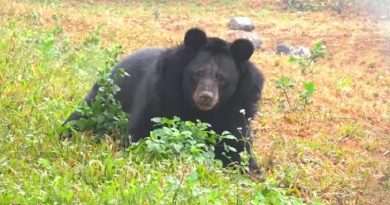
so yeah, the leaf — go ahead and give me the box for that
[310,41,327,61]
[228,146,237,152]
[221,132,237,140]
[190,146,201,154]
[151,117,162,124]
[276,76,294,89]
[172,143,183,152]
[303,81,316,94]
[38,158,51,169]
[289,55,298,64]
[96,114,106,124]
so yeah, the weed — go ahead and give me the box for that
[289,41,326,75]
[275,77,316,111]
[70,68,129,141]
[337,123,365,141]
[299,81,316,109]
[337,75,352,92]
[131,116,235,165]
[275,42,325,112]
[276,76,295,112]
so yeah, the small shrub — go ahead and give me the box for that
[131,116,237,166]
[71,68,129,141]
[289,41,326,74]
[275,77,316,111]
[62,29,127,142]
[275,76,295,112]
[299,81,316,108]
[275,42,326,112]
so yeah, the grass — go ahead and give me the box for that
[0,0,389,204]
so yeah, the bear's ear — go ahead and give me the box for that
[184,28,207,49]
[231,39,254,62]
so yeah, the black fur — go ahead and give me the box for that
[63,28,264,172]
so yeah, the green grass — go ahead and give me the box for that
[0,5,317,204]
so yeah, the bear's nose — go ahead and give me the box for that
[199,92,213,104]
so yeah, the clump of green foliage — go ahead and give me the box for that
[69,68,129,141]
[276,76,316,111]
[131,117,237,165]
[0,9,322,204]
[61,26,129,142]
[275,42,326,112]
[289,42,327,75]
[125,117,311,205]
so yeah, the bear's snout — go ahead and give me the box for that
[199,91,213,104]
[193,84,219,111]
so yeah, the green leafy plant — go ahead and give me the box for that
[35,27,67,61]
[61,28,127,142]
[299,81,316,108]
[69,28,123,78]
[275,76,295,112]
[289,41,326,74]
[71,68,129,141]
[131,116,237,165]
[83,26,102,46]
[310,41,327,61]
[337,75,352,92]
[252,178,306,205]
[276,42,324,112]
[275,78,317,111]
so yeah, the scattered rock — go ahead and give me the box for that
[228,17,255,32]
[276,43,293,55]
[226,30,263,49]
[276,43,311,58]
[291,46,311,58]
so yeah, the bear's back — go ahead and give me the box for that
[112,48,166,112]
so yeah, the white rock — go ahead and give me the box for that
[226,30,262,49]
[291,46,311,58]
[228,17,255,31]
[276,43,293,55]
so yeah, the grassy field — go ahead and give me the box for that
[0,0,389,204]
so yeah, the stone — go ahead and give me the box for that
[276,43,293,55]
[276,43,311,59]
[228,17,255,31]
[291,46,311,58]
[226,30,263,49]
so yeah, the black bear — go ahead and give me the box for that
[63,28,264,172]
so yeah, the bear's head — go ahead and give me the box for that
[182,28,254,111]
